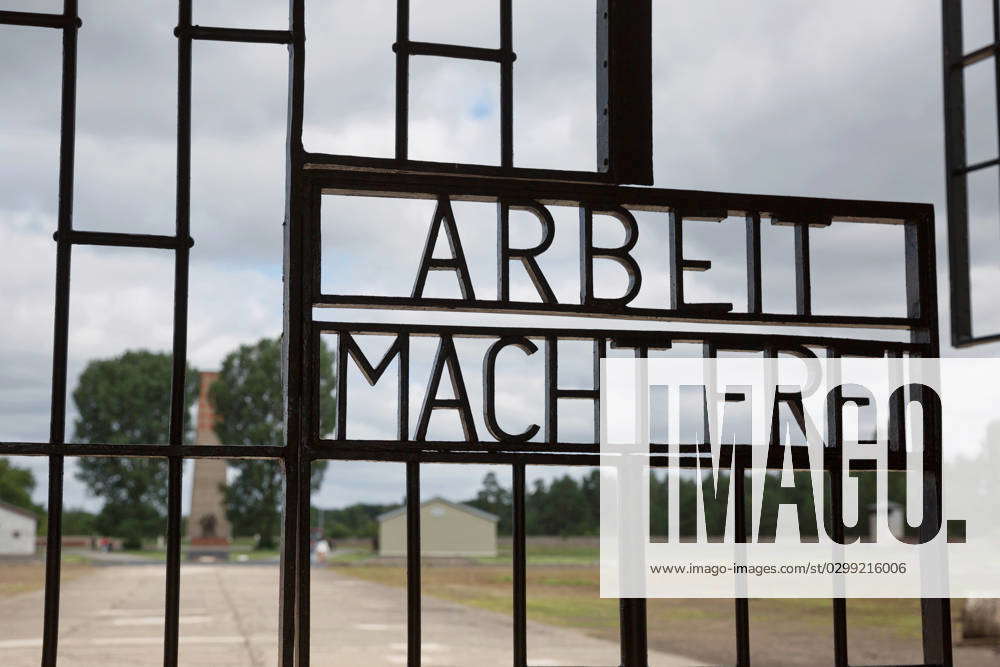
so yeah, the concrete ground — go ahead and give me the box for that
[0,564,698,666]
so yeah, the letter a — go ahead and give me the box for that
[412,195,476,300]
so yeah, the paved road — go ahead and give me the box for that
[0,565,698,666]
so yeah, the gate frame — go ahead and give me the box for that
[943,0,1000,347]
[0,1,954,665]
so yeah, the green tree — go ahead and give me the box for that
[62,509,97,536]
[466,471,512,534]
[522,474,600,536]
[76,460,167,547]
[0,458,40,512]
[211,337,335,549]
[0,458,47,532]
[72,350,198,548]
[544,475,591,535]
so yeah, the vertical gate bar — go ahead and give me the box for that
[297,189,326,667]
[281,0,307,665]
[745,212,762,314]
[164,458,183,664]
[830,487,849,666]
[281,443,302,667]
[906,213,939,345]
[918,363,952,667]
[395,0,410,160]
[733,596,750,662]
[398,334,409,441]
[545,336,557,443]
[297,392,313,667]
[500,0,513,169]
[824,349,848,667]
[42,457,65,667]
[725,340,750,666]
[597,0,653,184]
[733,468,750,666]
[42,2,79,664]
[619,600,648,667]
[406,460,421,667]
[921,585,953,664]
[994,0,1000,243]
[919,364,951,667]
[907,204,953,665]
[336,331,348,440]
[943,0,972,345]
[596,0,611,174]
[163,2,193,663]
[619,340,647,667]
[793,223,812,316]
[513,463,527,666]
[594,337,605,445]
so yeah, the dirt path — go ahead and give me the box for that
[2,564,996,665]
[0,565,698,666]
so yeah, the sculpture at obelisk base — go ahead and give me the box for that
[187,371,232,561]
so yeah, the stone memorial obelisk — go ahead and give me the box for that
[187,371,231,561]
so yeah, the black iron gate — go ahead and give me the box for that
[943,0,1000,348]
[0,1,953,665]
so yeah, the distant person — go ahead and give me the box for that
[314,537,330,564]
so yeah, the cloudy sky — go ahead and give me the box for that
[2,1,998,513]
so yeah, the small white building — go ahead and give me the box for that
[377,497,498,557]
[0,501,38,556]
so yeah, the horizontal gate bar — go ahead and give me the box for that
[393,40,514,63]
[303,152,616,183]
[955,42,997,67]
[313,319,926,353]
[314,295,917,330]
[54,229,192,249]
[176,25,293,44]
[309,165,933,221]
[0,441,286,459]
[308,441,924,470]
[0,10,80,28]
[307,446,603,466]
[954,331,1000,347]
[953,156,1000,175]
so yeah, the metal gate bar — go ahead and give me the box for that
[302,162,947,667]
[0,2,297,665]
[943,0,1000,346]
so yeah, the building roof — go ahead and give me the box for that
[376,496,499,523]
[0,500,40,523]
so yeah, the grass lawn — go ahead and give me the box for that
[116,547,280,561]
[328,549,378,564]
[118,549,167,560]
[337,543,963,666]
[474,541,600,566]
[0,558,93,598]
